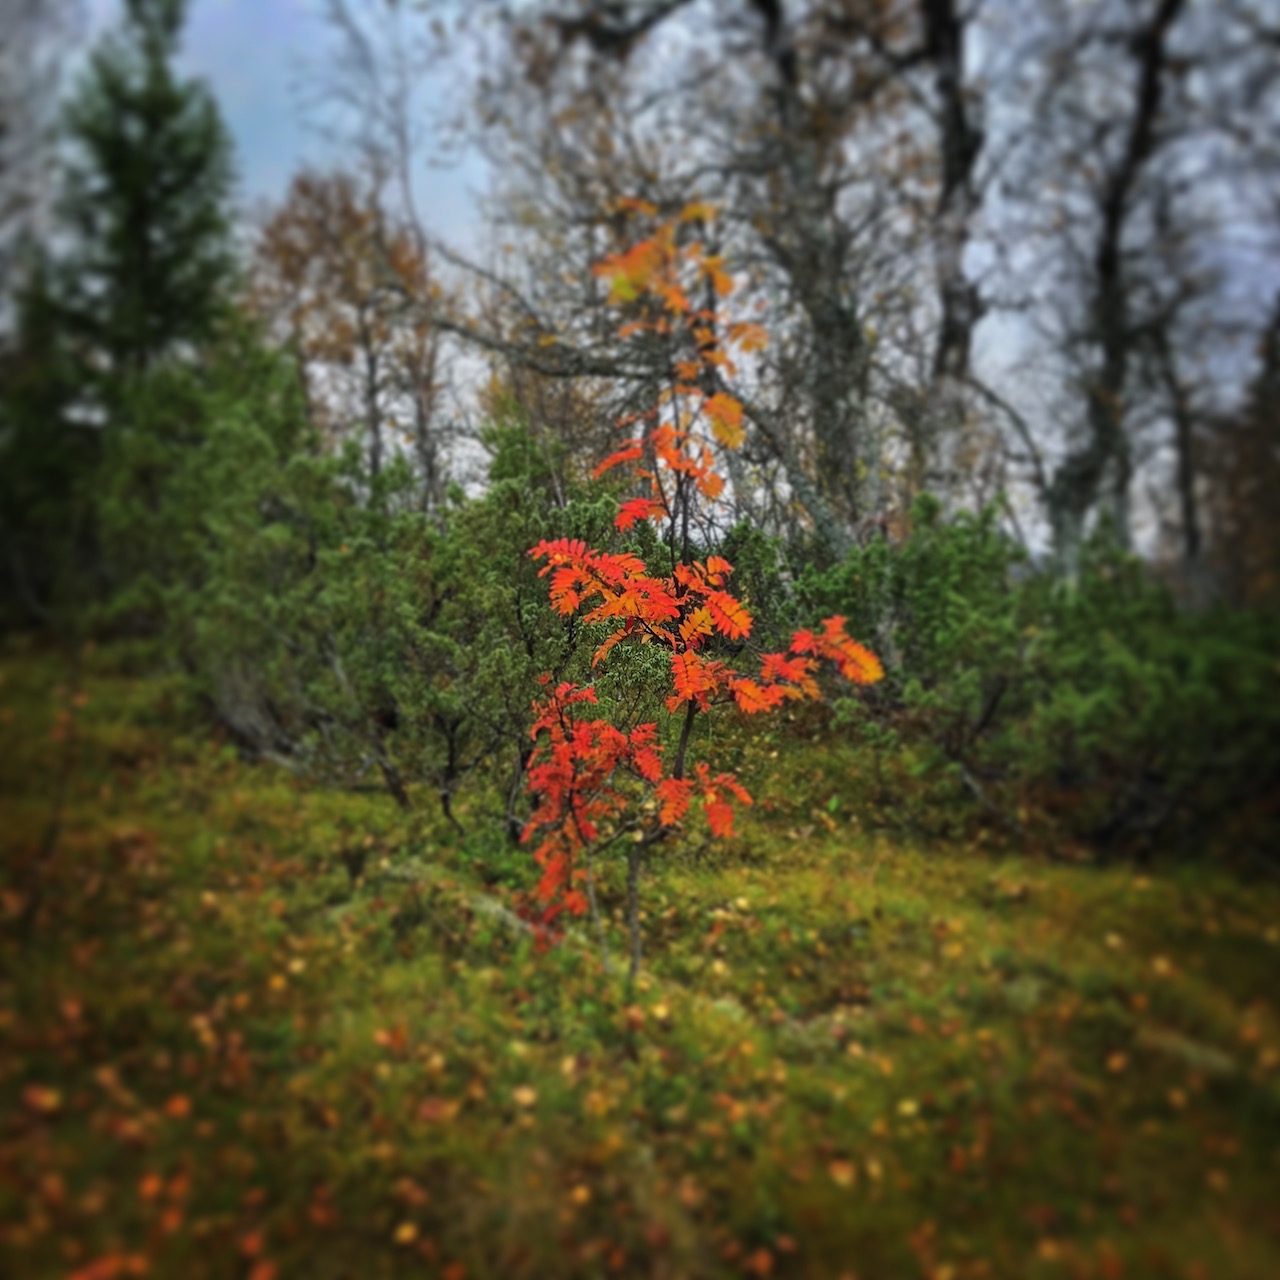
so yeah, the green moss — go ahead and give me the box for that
[2,643,1279,1279]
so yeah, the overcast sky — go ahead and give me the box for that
[82,0,489,245]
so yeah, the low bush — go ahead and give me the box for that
[792,498,1280,858]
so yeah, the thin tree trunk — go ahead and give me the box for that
[1047,0,1185,569]
[369,716,410,810]
[625,843,641,987]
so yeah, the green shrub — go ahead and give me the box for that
[798,498,1280,857]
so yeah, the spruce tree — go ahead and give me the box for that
[58,0,235,385]
[0,251,90,626]
[1,0,237,624]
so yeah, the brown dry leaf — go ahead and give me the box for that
[417,1096,461,1124]
[23,1084,62,1113]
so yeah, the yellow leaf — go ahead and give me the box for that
[704,393,745,448]
[679,201,716,223]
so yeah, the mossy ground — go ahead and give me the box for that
[3,639,1279,1279]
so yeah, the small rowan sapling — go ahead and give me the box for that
[521,202,882,981]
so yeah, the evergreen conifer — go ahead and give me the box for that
[58,0,235,388]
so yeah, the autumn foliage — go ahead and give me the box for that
[521,204,882,941]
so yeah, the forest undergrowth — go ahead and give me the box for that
[3,639,1279,1280]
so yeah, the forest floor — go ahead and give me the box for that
[2,637,1279,1280]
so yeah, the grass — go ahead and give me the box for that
[2,636,1279,1279]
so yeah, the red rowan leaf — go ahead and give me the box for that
[593,550,649,581]
[592,444,644,478]
[530,537,590,566]
[760,652,811,684]
[548,566,584,614]
[790,627,817,655]
[615,497,663,530]
[656,778,695,825]
[705,802,736,838]
[632,747,663,783]
[760,652,819,699]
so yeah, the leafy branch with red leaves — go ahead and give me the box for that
[520,202,883,980]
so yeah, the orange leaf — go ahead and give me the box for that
[729,321,769,353]
[698,470,725,500]
[705,591,752,640]
[730,678,784,714]
[791,618,883,684]
[678,606,714,646]
[591,630,627,667]
[656,778,695,825]
[821,616,885,684]
[670,650,722,704]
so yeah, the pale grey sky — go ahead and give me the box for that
[82,0,489,244]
